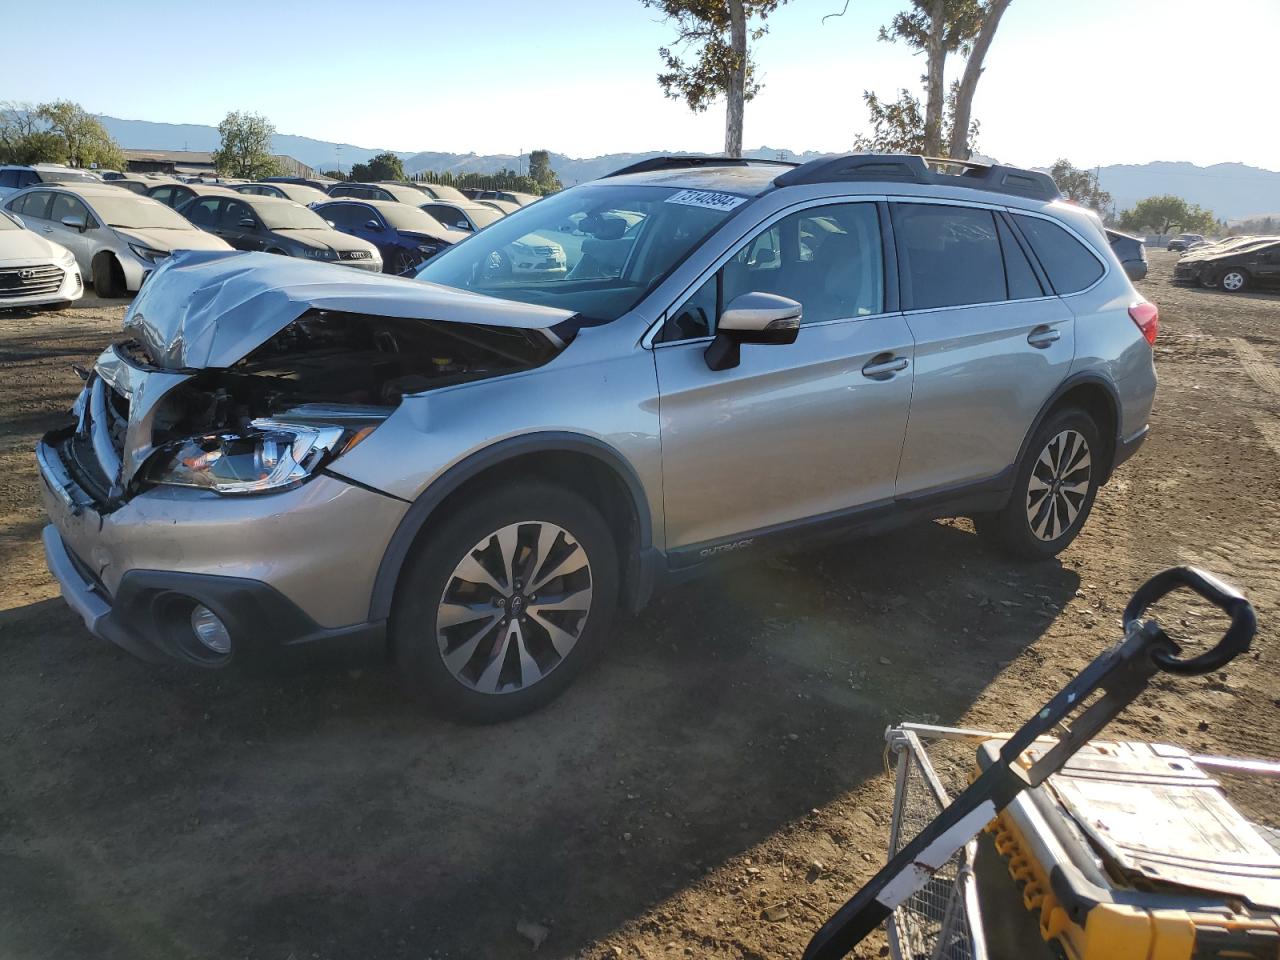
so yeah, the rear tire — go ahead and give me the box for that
[974,407,1102,560]
[391,481,618,723]
[91,254,126,298]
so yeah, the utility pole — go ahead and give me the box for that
[336,144,343,174]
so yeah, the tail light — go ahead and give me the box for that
[1129,300,1159,346]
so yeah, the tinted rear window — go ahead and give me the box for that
[1014,215,1104,294]
[892,203,1006,309]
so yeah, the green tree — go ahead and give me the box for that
[1049,159,1111,213]
[320,169,347,181]
[527,150,562,193]
[348,151,406,183]
[0,102,62,164]
[1118,195,1217,235]
[642,0,789,157]
[212,111,281,179]
[37,101,125,170]
[0,100,124,168]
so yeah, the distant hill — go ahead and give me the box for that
[97,115,1280,219]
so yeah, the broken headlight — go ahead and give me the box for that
[144,417,375,494]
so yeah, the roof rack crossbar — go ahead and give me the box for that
[604,155,800,179]
[772,153,1060,202]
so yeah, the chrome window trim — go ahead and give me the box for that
[642,194,889,349]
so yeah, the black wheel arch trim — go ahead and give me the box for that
[366,432,656,622]
[1014,372,1123,486]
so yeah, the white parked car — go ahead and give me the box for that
[0,210,83,310]
[2,183,232,297]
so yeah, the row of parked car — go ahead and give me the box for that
[0,162,548,308]
[1172,234,1280,291]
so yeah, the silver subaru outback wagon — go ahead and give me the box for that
[37,154,1157,721]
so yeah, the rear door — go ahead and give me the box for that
[891,201,1077,496]
[1252,243,1280,287]
[655,200,917,555]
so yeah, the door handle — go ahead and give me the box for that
[861,354,910,379]
[1027,325,1061,348]
[41,226,53,234]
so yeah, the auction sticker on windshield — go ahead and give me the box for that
[664,189,748,211]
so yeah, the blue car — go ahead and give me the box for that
[313,198,466,274]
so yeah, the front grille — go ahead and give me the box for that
[0,263,64,299]
[339,250,372,260]
[531,246,554,256]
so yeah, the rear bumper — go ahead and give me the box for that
[1112,424,1149,471]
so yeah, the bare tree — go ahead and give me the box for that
[947,0,1012,159]
[642,0,789,157]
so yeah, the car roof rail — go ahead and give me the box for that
[772,153,1061,201]
[604,155,800,178]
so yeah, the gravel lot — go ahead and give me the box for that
[1,250,1277,960]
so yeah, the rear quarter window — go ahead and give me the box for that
[1013,214,1105,294]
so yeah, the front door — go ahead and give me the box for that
[890,201,1076,496]
[217,199,267,251]
[654,200,916,557]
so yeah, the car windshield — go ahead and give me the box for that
[91,195,198,229]
[256,203,330,230]
[42,169,100,184]
[414,183,744,322]
[381,205,450,232]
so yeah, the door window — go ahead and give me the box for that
[186,198,221,228]
[221,199,256,230]
[892,203,1006,310]
[322,203,364,230]
[424,203,470,231]
[149,186,173,206]
[661,202,884,341]
[0,170,17,188]
[1011,214,1104,294]
[49,193,90,225]
[15,191,53,220]
[17,171,39,187]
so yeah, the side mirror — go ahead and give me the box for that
[704,292,802,371]
[61,215,87,233]
[326,220,336,228]
[364,219,383,231]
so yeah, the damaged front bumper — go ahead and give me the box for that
[37,431,407,666]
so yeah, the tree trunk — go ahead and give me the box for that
[725,0,747,157]
[948,0,1013,159]
[921,0,947,157]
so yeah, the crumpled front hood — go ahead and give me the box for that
[124,249,575,369]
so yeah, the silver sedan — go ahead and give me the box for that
[2,182,231,296]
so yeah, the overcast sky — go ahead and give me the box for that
[5,0,1277,170]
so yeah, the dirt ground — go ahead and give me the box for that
[1,251,1277,960]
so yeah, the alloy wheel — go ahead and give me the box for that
[1025,429,1092,542]
[1222,271,1246,292]
[436,521,593,694]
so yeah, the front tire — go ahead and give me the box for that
[392,482,618,722]
[91,254,126,298]
[974,408,1101,560]
[1220,269,1248,293]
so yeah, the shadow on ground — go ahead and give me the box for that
[0,520,1079,960]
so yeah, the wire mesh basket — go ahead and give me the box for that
[884,727,987,960]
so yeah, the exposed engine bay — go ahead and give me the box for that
[52,309,562,509]
[139,309,560,444]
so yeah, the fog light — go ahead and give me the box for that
[190,605,231,654]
